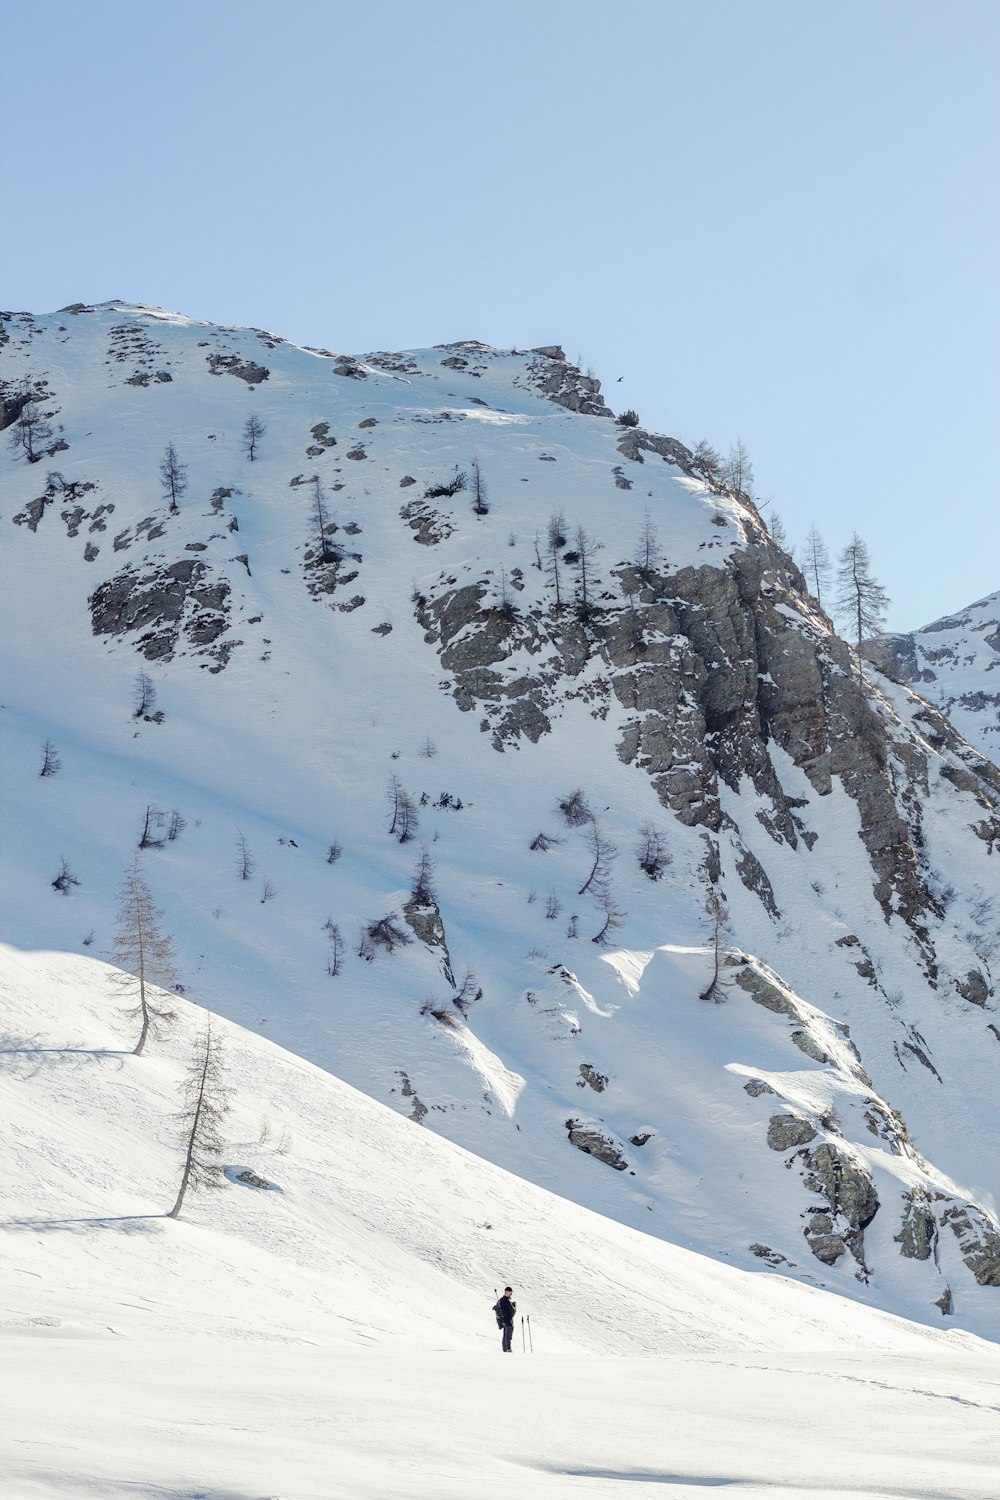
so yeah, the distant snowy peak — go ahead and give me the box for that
[881,590,1000,762]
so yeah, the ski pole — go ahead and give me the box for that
[521,1316,525,1352]
[527,1314,533,1353]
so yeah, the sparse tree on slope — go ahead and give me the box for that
[766,510,788,550]
[692,440,723,488]
[470,455,489,516]
[7,381,53,463]
[168,1018,230,1219]
[110,854,178,1055]
[39,739,61,777]
[160,442,188,515]
[546,511,567,610]
[311,476,339,563]
[133,670,157,719]
[241,410,266,461]
[572,526,602,621]
[636,506,661,576]
[803,526,832,608]
[723,439,753,499]
[835,531,890,673]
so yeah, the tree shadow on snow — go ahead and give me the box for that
[0,1215,166,1235]
[0,1039,130,1079]
[24,1478,277,1500]
[562,1476,737,1488]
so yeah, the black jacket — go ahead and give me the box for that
[494,1295,515,1325]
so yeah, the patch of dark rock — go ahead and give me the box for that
[564,1119,628,1171]
[372,622,393,635]
[577,1064,608,1093]
[630,1132,653,1147]
[941,1203,1000,1285]
[345,447,366,461]
[901,1037,942,1081]
[337,595,365,612]
[956,969,990,1006]
[895,1194,937,1260]
[207,353,269,384]
[791,1029,829,1064]
[734,968,798,1016]
[225,1166,279,1192]
[734,845,780,917]
[750,1243,789,1267]
[766,1114,816,1151]
[743,1078,774,1097]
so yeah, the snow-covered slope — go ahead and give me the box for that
[880,591,1000,763]
[2,301,999,1342]
[3,942,999,1500]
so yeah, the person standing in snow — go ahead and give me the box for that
[493,1287,516,1353]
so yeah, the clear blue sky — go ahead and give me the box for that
[2,0,997,631]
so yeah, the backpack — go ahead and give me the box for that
[492,1301,503,1329]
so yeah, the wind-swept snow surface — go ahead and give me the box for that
[2,944,998,1500]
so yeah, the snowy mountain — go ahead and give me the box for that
[879,591,1000,764]
[2,300,1000,1343]
[4,941,999,1499]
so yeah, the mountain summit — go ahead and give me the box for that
[2,300,999,1336]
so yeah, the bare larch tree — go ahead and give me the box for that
[7,380,53,463]
[160,443,188,514]
[110,854,178,1055]
[39,739,61,777]
[311,476,339,563]
[168,1018,230,1219]
[470,455,489,516]
[835,532,890,675]
[241,410,266,461]
[803,526,831,608]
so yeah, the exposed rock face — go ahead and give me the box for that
[89,557,236,667]
[895,1193,937,1260]
[207,352,269,384]
[402,894,453,984]
[942,1203,1000,1286]
[565,1118,629,1170]
[577,1063,608,1093]
[805,1144,880,1231]
[956,969,991,1006]
[766,1114,817,1151]
[802,1143,879,1272]
[525,347,612,418]
[415,525,1000,986]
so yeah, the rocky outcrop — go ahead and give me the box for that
[895,1192,938,1260]
[564,1118,629,1170]
[941,1202,1000,1286]
[766,1114,816,1151]
[207,352,269,384]
[525,347,612,418]
[89,556,236,668]
[802,1143,879,1272]
[577,1064,608,1093]
[402,894,453,985]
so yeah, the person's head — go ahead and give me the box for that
[504,1287,512,1295]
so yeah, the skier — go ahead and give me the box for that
[493,1286,516,1353]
